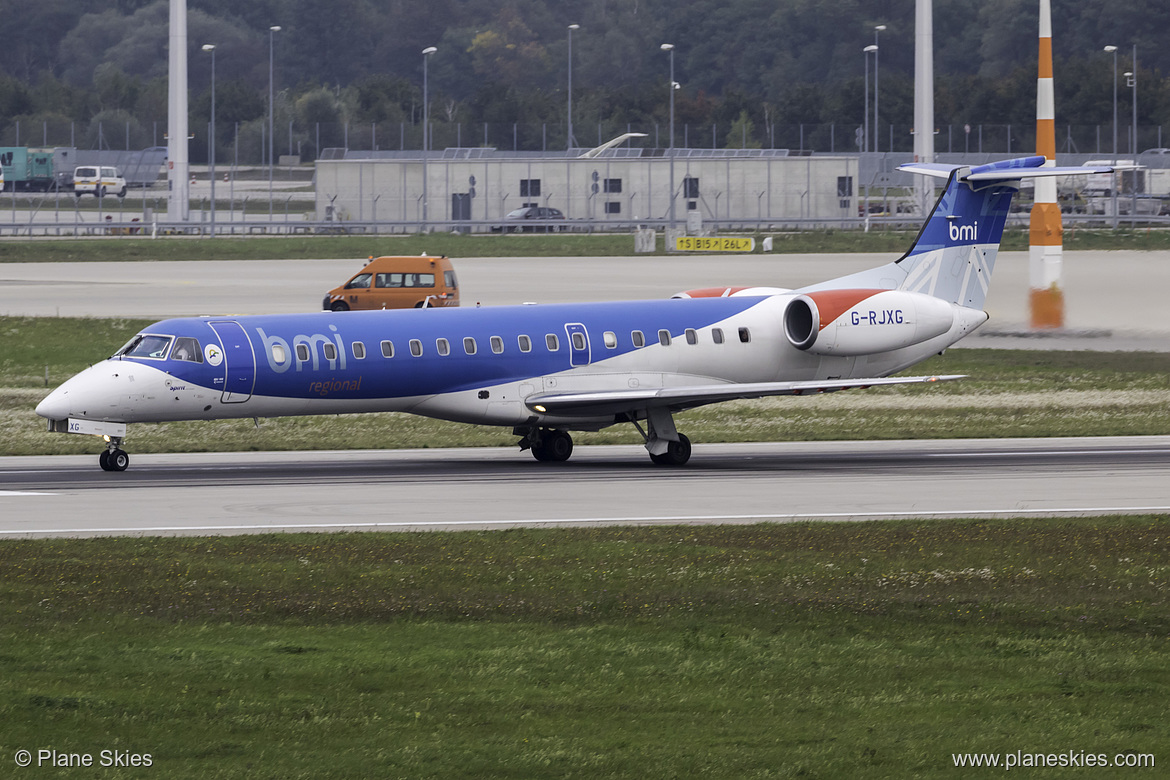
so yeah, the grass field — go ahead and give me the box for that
[4,226,1170,263]
[1,520,1166,777]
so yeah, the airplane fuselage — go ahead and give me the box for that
[37,294,978,431]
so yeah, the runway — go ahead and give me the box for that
[2,436,1168,538]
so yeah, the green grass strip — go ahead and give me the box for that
[1,519,1167,777]
[4,227,1170,262]
[5,316,1170,455]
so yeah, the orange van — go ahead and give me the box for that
[323,255,460,311]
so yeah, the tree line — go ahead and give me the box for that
[2,0,1168,160]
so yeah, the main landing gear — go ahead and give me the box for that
[518,427,575,462]
[515,408,693,467]
[98,438,129,472]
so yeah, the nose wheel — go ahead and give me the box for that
[99,441,130,472]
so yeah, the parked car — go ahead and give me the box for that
[492,206,566,233]
[73,166,127,198]
[323,255,459,311]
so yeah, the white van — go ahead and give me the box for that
[73,166,127,198]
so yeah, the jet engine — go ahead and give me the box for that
[783,288,960,356]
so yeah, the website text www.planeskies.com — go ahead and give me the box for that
[952,750,1154,770]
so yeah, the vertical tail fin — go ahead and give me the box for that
[894,156,1112,309]
[797,157,1113,309]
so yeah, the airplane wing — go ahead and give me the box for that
[524,374,963,417]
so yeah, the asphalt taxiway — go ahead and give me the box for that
[2,437,1168,538]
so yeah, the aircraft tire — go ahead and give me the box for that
[99,450,111,471]
[108,449,129,472]
[544,430,573,462]
[650,433,691,466]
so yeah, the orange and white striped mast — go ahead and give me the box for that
[1029,0,1062,328]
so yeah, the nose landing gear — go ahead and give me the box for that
[98,439,130,472]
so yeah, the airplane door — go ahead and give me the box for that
[565,323,590,367]
[208,321,256,403]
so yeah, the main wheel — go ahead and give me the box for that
[543,430,573,462]
[530,430,573,463]
[650,433,691,466]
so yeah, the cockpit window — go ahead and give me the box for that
[171,337,203,363]
[115,334,174,360]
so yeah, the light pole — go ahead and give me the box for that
[1126,45,1138,222]
[661,43,676,230]
[202,44,216,237]
[863,45,877,153]
[1124,68,1136,155]
[422,46,437,228]
[1104,45,1118,227]
[873,25,886,152]
[269,25,281,222]
[567,24,579,151]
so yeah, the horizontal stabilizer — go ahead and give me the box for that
[899,156,1114,182]
[526,374,964,418]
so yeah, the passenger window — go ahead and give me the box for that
[436,338,450,356]
[685,329,697,345]
[381,273,404,288]
[271,344,287,364]
[571,332,586,350]
[658,329,671,346]
[345,273,372,290]
[296,344,310,361]
[352,342,366,359]
[172,337,203,363]
[323,343,337,360]
[545,334,559,351]
[603,331,617,348]
[518,335,532,352]
[381,340,395,358]
[712,328,725,344]
[739,327,751,343]
[464,337,477,355]
[631,330,645,348]
[490,336,504,354]
[409,339,423,357]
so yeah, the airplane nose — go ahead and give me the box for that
[35,388,72,420]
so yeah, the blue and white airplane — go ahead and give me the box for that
[37,156,1108,471]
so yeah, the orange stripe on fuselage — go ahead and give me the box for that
[678,287,749,298]
[806,289,885,328]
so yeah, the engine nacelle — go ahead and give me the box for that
[783,289,959,356]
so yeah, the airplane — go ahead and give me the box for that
[36,155,1109,471]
